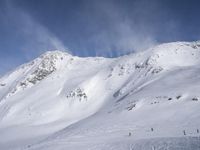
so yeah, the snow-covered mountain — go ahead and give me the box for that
[1,41,200,150]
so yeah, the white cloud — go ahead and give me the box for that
[5,0,68,59]
[85,0,161,56]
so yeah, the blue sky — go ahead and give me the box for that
[0,0,200,75]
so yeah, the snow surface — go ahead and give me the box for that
[0,41,200,150]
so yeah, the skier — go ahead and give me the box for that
[128,132,131,136]
[183,130,186,135]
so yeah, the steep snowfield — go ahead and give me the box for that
[1,41,200,150]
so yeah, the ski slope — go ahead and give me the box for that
[0,41,200,150]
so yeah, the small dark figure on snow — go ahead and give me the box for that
[183,130,186,135]
[128,132,132,136]
[151,128,154,132]
[197,129,199,134]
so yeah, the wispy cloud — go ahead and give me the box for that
[83,0,159,56]
[4,0,68,59]
[82,0,180,57]
[1,0,179,60]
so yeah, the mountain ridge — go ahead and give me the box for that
[0,41,200,150]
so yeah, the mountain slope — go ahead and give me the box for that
[0,41,200,150]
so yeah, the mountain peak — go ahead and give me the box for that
[40,50,72,59]
[145,41,200,68]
